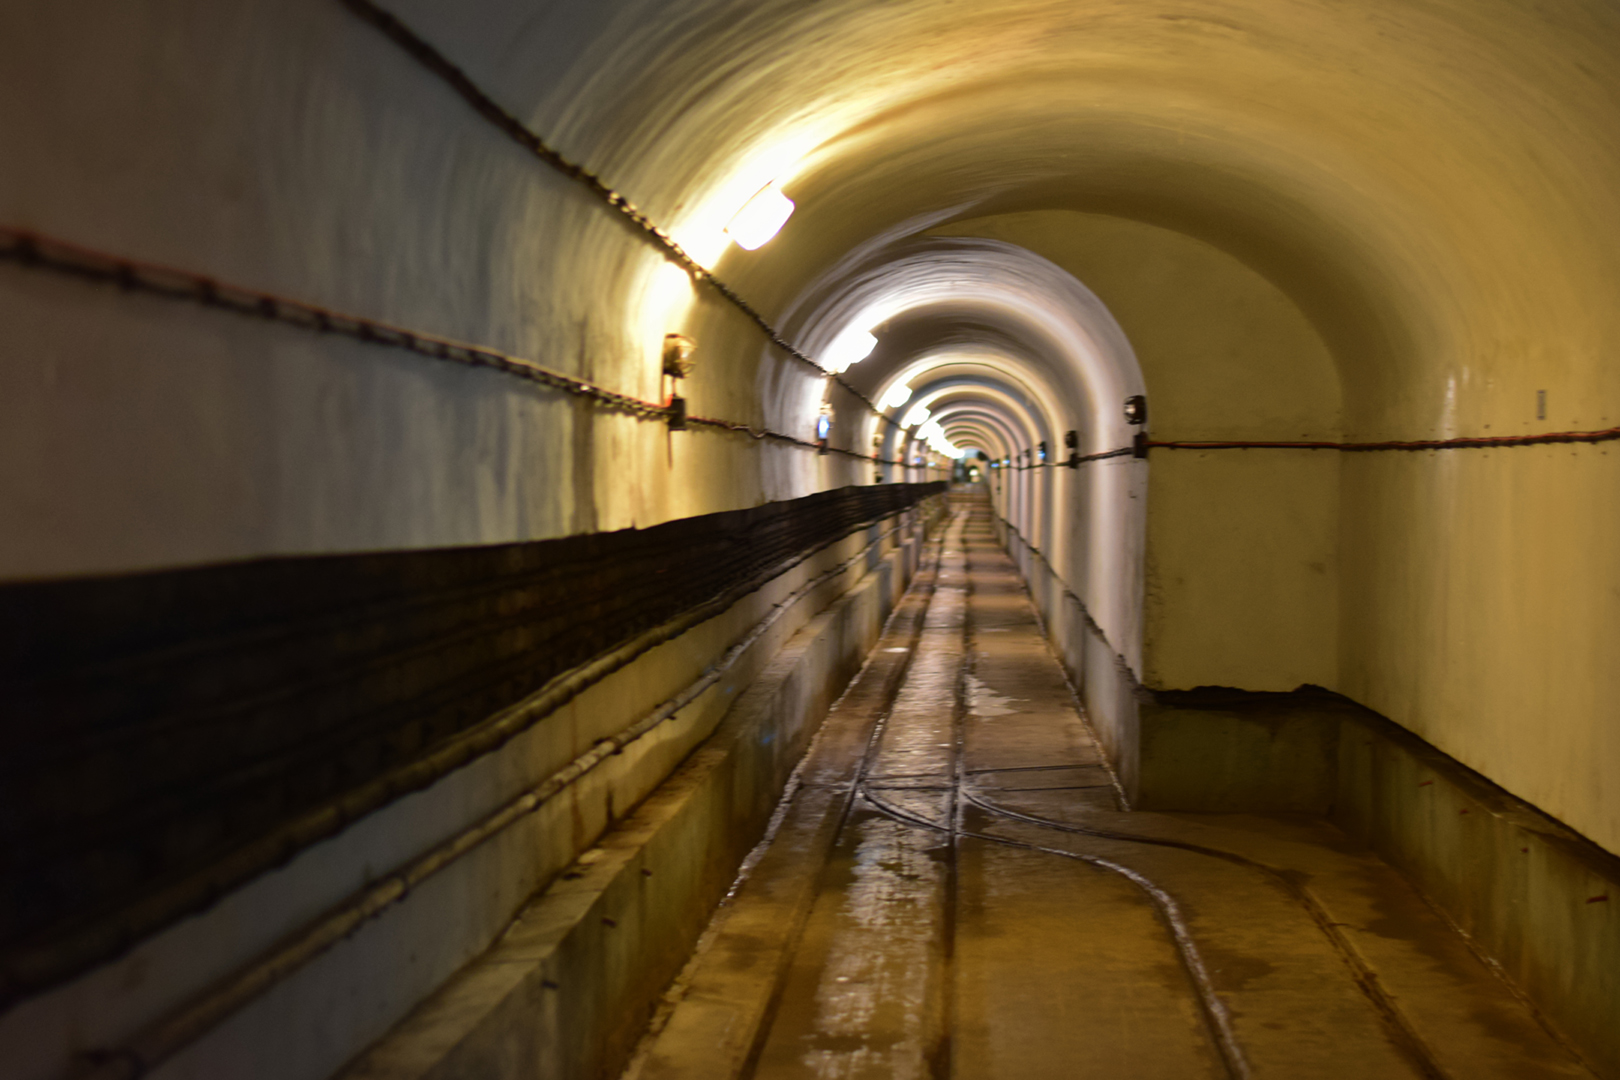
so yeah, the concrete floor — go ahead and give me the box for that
[621,495,1593,1080]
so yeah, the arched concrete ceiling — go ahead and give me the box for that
[5,0,1618,855]
[386,0,1620,440]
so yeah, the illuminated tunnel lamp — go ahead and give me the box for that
[724,186,795,250]
[916,418,960,457]
[879,382,913,411]
[820,329,878,373]
[901,403,932,428]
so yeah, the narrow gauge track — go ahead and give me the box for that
[855,784,1251,1080]
[955,784,1451,1080]
[637,497,1585,1080]
[840,507,1252,1079]
[845,502,1454,1080]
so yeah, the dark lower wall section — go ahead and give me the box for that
[1133,687,1345,814]
[991,511,1620,1078]
[339,540,928,1080]
[0,482,945,1010]
[1135,691,1620,1078]
[1333,709,1620,1080]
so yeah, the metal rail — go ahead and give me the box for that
[846,509,1252,1079]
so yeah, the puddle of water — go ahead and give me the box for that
[965,673,1021,718]
[803,815,946,1078]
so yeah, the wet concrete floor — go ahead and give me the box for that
[622,496,1594,1080]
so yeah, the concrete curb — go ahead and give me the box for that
[338,513,944,1080]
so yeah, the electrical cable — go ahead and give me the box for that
[842,510,1250,1080]
[859,782,1253,1080]
[1050,432,1620,463]
[1148,432,1620,451]
[335,0,908,436]
[956,788,1451,1080]
[0,225,930,469]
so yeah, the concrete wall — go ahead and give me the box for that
[6,0,1619,855]
[1341,449,1620,863]
[0,500,942,1080]
[932,210,1342,694]
[1127,689,1620,1078]
[994,512,1141,794]
[339,516,938,1080]
[6,0,1620,1071]
[998,498,1620,1074]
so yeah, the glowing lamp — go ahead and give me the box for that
[901,403,932,429]
[879,382,913,411]
[725,187,795,250]
[821,329,878,373]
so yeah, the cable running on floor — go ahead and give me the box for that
[833,509,1248,1080]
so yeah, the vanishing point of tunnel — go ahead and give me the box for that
[2,2,1619,1079]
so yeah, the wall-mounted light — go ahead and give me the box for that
[901,402,932,429]
[1064,429,1080,468]
[662,333,696,430]
[725,186,796,250]
[816,403,832,453]
[1037,441,1048,464]
[1124,395,1148,425]
[662,333,696,378]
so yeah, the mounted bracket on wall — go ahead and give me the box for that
[662,333,696,431]
[1125,396,1149,457]
[1064,428,1081,468]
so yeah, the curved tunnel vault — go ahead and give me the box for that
[781,235,1149,690]
[3,0,1620,1078]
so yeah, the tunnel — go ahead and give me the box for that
[2,1,1619,1077]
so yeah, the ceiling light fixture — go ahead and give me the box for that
[724,186,795,251]
[880,382,913,411]
[821,328,878,373]
[901,403,932,429]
